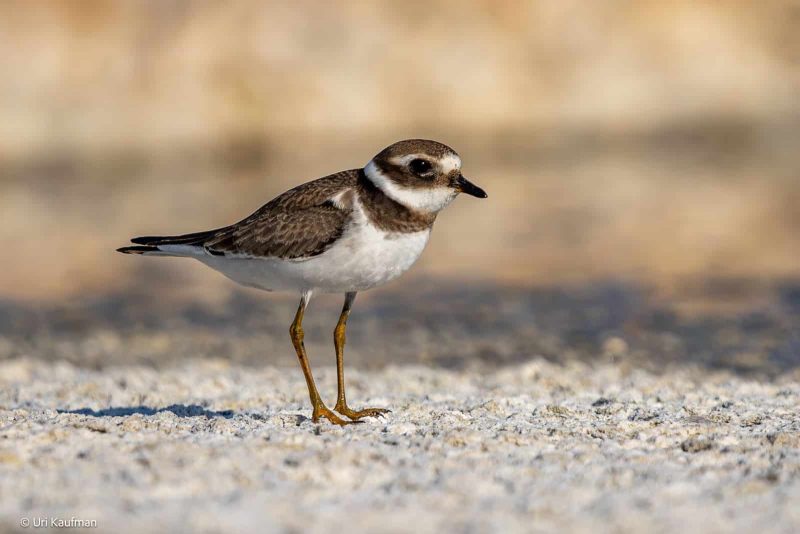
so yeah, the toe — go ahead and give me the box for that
[338,406,391,420]
[315,408,363,426]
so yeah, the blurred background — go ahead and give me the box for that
[1,0,798,375]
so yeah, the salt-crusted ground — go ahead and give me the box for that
[1,357,798,534]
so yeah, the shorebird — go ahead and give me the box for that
[118,139,487,425]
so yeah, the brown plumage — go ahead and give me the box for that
[120,168,438,259]
[204,171,356,259]
[355,171,437,232]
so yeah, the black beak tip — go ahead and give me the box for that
[456,175,488,199]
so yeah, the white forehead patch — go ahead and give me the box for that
[364,160,458,213]
[439,154,462,174]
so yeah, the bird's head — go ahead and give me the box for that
[363,139,487,213]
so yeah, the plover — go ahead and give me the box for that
[118,139,487,425]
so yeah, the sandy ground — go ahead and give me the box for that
[1,356,798,534]
[0,283,798,533]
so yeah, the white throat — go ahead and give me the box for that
[364,160,458,213]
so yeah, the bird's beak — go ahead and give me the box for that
[454,174,488,198]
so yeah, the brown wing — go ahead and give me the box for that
[202,170,358,260]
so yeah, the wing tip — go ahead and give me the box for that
[130,228,228,247]
[130,236,160,245]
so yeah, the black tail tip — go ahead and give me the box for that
[117,245,157,255]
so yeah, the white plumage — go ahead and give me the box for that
[160,196,431,293]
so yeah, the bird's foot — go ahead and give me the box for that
[312,402,362,426]
[334,402,391,421]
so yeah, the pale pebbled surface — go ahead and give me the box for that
[0,357,798,534]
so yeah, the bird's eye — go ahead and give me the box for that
[409,159,433,177]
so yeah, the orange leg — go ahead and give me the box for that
[289,292,357,426]
[332,292,390,420]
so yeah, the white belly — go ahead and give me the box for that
[196,219,431,293]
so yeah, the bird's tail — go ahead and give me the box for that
[117,228,226,257]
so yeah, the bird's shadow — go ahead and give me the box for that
[58,404,234,419]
